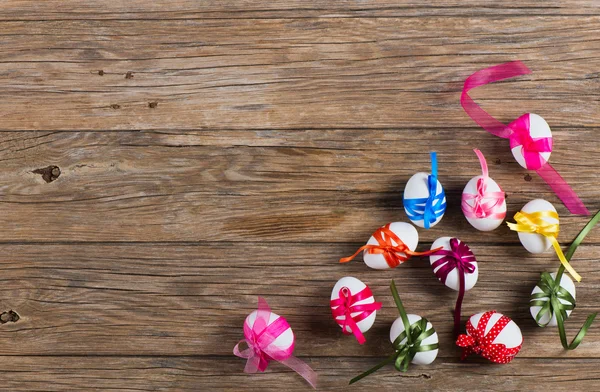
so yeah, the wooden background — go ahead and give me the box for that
[1,1,600,390]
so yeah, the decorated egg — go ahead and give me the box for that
[517,199,557,253]
[403,152,446,229]
[468,312,522,349]
[530,272,575,327]
[404,172,446,229]
[430,237,478,291]
[457,311,523,364]
[508,113,552,170]
[390,314,438,365]
[245,309,295,356]
[330,277,381,343]
[363,222,419,270]
[461,148,507,232]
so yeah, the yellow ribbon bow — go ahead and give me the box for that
[507,210,581,282]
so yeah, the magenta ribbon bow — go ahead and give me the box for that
[330,286,382,344]
[507,113,553,170]
[233,297,317,389]
[461,60,588,216]
[430,238,476,337]
[462,149,505,219]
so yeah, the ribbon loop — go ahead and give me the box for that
[430,238,477,337]
[403,152,447,229]
[461,61,588,215]
[330,286,382,344]
[340,223,442,268]
[461,149,506,219]
[234,297,317,389]
[349,280,438,384]
[507,210,581,282]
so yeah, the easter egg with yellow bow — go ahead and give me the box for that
[507,199,581,282]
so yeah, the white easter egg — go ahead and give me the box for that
[246,310,294,355]
[517,199,558,254]
[462,175,506,231]
[468,312,522,350]
[530,273,575,327]
[363,222,419,270]
[510,113,552,170]
[389,314,438,365]
[430,237,478,291]
[330,276,377,335]
[403,172,446,228]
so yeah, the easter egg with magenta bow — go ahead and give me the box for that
[509,113,552,171]
[330,277,382,344]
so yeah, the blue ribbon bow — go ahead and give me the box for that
[403,152,446,229]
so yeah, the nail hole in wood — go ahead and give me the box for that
[33,165,61,183]
[0,310,19,324]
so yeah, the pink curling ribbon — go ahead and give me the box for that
[461,61,589,216]
[430,238,477,338]
[461,149,505,219]
[233,297,317,389]
[330,286,382,344]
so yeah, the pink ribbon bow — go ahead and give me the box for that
[508,113,553,171]
[461,61,588,216]
[456,310,522,364]
[430,238,477,337]
[233,297,317,388]
[330,286,382,344]
[461,149,505,219]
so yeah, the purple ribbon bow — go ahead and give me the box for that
[431,238,477,337]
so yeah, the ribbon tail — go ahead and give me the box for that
[565,313,598,350]
[461,61,531,139]
[537,163,589,216]
[279,356,318,389]
[550,238,582,282]
[349,353,396,385]
[454,272,466,338]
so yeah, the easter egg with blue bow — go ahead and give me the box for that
[403,152,446,229]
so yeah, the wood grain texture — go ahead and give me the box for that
[1,1,600,390]
[0,16,599,130]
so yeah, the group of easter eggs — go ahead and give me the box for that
[330,131,584,381]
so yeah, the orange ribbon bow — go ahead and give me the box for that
[340,223,442,268]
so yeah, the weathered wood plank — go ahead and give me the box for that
[0,1,599,20]
[1,243,599,357]
[0,356,598,391]
[0,17,599,130]
[0,130,596,243]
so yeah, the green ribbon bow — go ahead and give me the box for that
[530,210,600,350]
[349,280,438,385]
